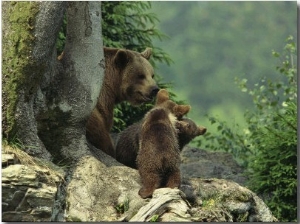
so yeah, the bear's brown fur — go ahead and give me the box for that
[137,107,180,199]
[115,121,141,168]
[136,89,191,198]
[86,47,159,157]
[115,118,206,169]
[154,89,190,119]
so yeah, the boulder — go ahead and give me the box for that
[64,153,146,222]
[2,145,64,222]
[180,146,248,185]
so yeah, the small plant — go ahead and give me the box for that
[115,198,130,214]
[149,214,159,222]
[201,198,216,209]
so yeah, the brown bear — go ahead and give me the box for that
[115,117,207,169]
[136,89,191,198]
[86,47,159,157]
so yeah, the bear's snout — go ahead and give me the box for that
[199,126,207,135]
[150,86,160,98]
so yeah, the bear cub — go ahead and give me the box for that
[136,89,191,199]
[137,107,181,199]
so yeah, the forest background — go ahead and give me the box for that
[149,1,296,145]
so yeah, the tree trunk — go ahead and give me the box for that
[2,1,104,162]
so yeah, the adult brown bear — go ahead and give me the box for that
[86,47,159,157]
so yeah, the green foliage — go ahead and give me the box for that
[196,36,297,221]
[196,116,251,167]
[101,1,172,67]
[247,101,297,222]
[244,37,297,222]
[56,15,66,55]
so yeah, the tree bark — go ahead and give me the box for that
[2,2,104,162]
[2,2,67,160]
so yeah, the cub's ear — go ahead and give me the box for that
[198,126,207,135]
[141,47,152,60]
[173,105,191,119]
[155,89,170,105]
[114,49,129,68]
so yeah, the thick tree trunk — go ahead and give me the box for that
[2,2,104,162]
[54,1,104,161]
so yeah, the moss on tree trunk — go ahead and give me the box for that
[2,1,41,139]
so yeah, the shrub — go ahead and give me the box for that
[196,36,297,221]
[244,36,297,222]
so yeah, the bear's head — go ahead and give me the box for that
[175,118,207,150]
[155,89,191,119]
[176,118,207,137]
[114,48,159,106]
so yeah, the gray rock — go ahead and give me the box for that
[2,153,19,167]
[65,151,146,222]
[2,165,39,187]
[2,149,63,222]
[180,146,248,185]
[127,178,277,222]
[188,178,277,222]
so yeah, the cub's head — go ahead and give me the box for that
[176,118,207,150]
[176,118,207,137]
[155,89,191,119]
[114,48,159,106]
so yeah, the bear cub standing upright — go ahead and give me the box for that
[137,89,191,199]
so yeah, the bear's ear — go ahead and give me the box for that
[114,49,129,68]
[140,47,152,60]
[197,126,207,135]
[173,105,191,119]
[155,89,169,105]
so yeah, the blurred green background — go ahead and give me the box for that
[148,1,296,145]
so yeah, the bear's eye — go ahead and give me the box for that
[152,74,154,79]
[138,74,145,79]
